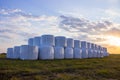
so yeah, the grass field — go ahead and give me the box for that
[0,54,120,80]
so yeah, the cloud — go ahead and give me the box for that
[0,9,60,53]
[59,15,120,44]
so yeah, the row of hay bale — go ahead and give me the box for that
[6,35,109,60]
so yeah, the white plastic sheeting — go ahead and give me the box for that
[81,41,88,49]
[28,38,33,46]
[87,43,93,58]
[13,46,20,59]
[28,46,39,60]
[74,40,81,48]
[54,47,64,59]
[39,46,54,60]
[81,41,88,58]
[74,48,82,59]
[64,47,73,59]
[81,49,88,58]
[7,48,13,59]
[20,45,39,60]
[41,35,55,46]
[33,37,41,47]
[67,38,74,48]
[55,36,66,47]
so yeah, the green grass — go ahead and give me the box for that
[0,54,120,80]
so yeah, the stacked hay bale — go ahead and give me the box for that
[54,36,66,59]
[65,38,74,59]
[87,42,93,58]
[74,40,82,59]
[6,34,109,60]
[81,41,88,58]
[40,35,54,60]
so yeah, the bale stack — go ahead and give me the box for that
[65,38,74,59]
[28,38,33,46]
[6,34,109,60]
[13,46,20,59]
[54,36,66,59]
[40,35,54,60]
[81,41,88,58]
[87,42,93,58]
[20,45,38,60]
[74,40,82,59]
[7,48,14,59]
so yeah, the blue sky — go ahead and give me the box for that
[0,0,120,53]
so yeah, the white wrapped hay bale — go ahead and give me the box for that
[55,36,66,47]
[97,46,101,58]
[20,45,29,60]
[67,38,74,48]
[7,48,13,59]
[41,35,55,46]
[100,47,104,58]
[39,46,54,60]
[81,49,88,58]
[74,40,81,48]
[33,37,41,47]
[20,45,39,60]
[64,47,73,59]
[74,48,82,59]
[81,41,88,49]
[28,38,33,46]
[13,46,20,59]
[87,42,92,58]
[81,41,88,58]
[28,46,39,60]
[54,47,64,59]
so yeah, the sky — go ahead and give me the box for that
[0,0,120,54]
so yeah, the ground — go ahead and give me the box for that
[0,54,120,80]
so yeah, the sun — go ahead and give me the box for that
[106,36,120,47]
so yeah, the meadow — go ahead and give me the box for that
[0,54,120,80]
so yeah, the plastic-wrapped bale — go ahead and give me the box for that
[33,37,41,47]
[55,36,66,47]
[20,45,39,60]
[94,44,99,58]
[74,40,81,48]
[67,38,74,48]
[91,43,96,58]
[100,47,104,58]
[39,46,54,60]
[28,46,39,60]
[87,43,93,58]
[41,35,55,46]
[64,47,73,59]
[13,46,20,59]
[74,48,82,59]
[97,45,101,58]
[81,41,88,58]
[54,47,64,59]
[7,48,13,59]
[20,45,29,60]
[105,48,109,56]
[28,38,33,46]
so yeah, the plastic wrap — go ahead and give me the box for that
[64,47,73,59]
[41,35,55,46]
[39,46,54,60]
[13,46,20,59]
[28,38,33,46]
[74,48,82,59]
[67,38,74,48]
[55,36,66,47]
[74,40,81,48]
[81,49,88,58]
[7,48,13,59]
[81,41,88,49]
[33,37,41,47]
[54,47,64,59]
[88,49,93,58]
